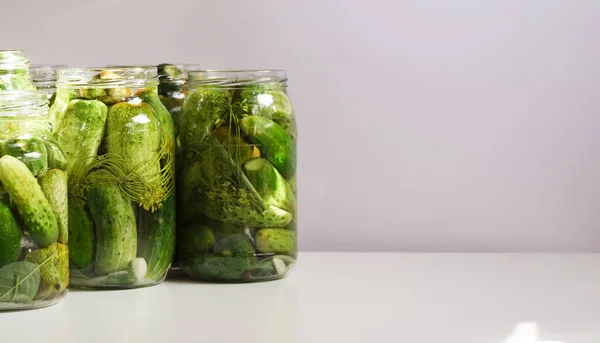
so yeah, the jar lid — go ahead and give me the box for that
[187,70,287,87]
[56,67,158,88]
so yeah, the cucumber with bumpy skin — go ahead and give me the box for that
[55,99,108,175]
[45,139,67,170]
[24,243,69,300]
[255,228,297,256]
[136,195,175,281]
[243,157,296,214]
[38,169,68,244]
[0,201,21,268]
[235,87,297,140]
[87,169,137,276]
[1,135,48,177]
[106,102,161,189]
[239,116,295,179]
[68,197,95,270]
[0,155,58,246]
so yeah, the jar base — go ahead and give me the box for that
[68,268,168,290]
[0,290,67,311]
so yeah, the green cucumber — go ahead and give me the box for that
[45,139,68,171]
[136,196,175,281]
[239,116,295,179]
[199,188,292,228]
[87,169,137,275]
[211,126,254,164]
[0,135,48,177]
[38,169,68,244]
[182,253,243,281]
[178,223,215,262]
[68,197,95,270]
[183,234,256,281]
[0,155,58,246]
[235,87,297,140]
[139,90,176,142]
[55,99,108,175]
[106,102,161,188]
[48,89,80,133]
[243,157,296,214]
[178,160,203,224]
[255,228,297,256]
[179,88,230,164]
[0,201,21,268]
[24,243,69,300]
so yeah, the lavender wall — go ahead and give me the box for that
[5,0,600,251]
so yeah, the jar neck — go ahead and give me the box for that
[57,67,159,89]
[30,65,65,84]
[0,91,50,135]
[187,70,288,89]
[0,50,31,74]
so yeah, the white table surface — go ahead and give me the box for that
[1,252,600,343]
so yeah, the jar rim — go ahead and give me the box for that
[188,70,287,86]
[30,64,67,81]
[56,67,158,88]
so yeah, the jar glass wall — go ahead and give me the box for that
[157,63,200,132]
[30,65,67,107]
[0,90,69,310]
[178,70,297,282]
[51,67,176,289]
[0,50,35,90]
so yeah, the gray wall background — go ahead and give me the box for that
[3,0,600,252]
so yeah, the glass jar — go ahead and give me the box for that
[51,67,176,289]
[157,63,200,132]
[0,90,69,310]
[30,65,66,107]
[0,50,35,90]
[178,70,297,282]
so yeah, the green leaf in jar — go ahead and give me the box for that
[0,261,42,304]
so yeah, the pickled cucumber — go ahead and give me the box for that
[106,102,161,190]
[0,155,58,246]
[24,243,69,300]
[239,116,296,179]
[55,99,108,175]
[1,135,48,177]
[0,201,21,268]
[255,228,297,256]
[68,197,95,270]
[87,169,137,276]
[38,169,68,243]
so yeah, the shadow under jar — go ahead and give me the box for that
[0,91,69,310]
[51,67,176,289]
[178,70,297,282]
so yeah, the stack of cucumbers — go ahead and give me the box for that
[178,81,297,282]
[50,69,176,288]
[0,136,69,308]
